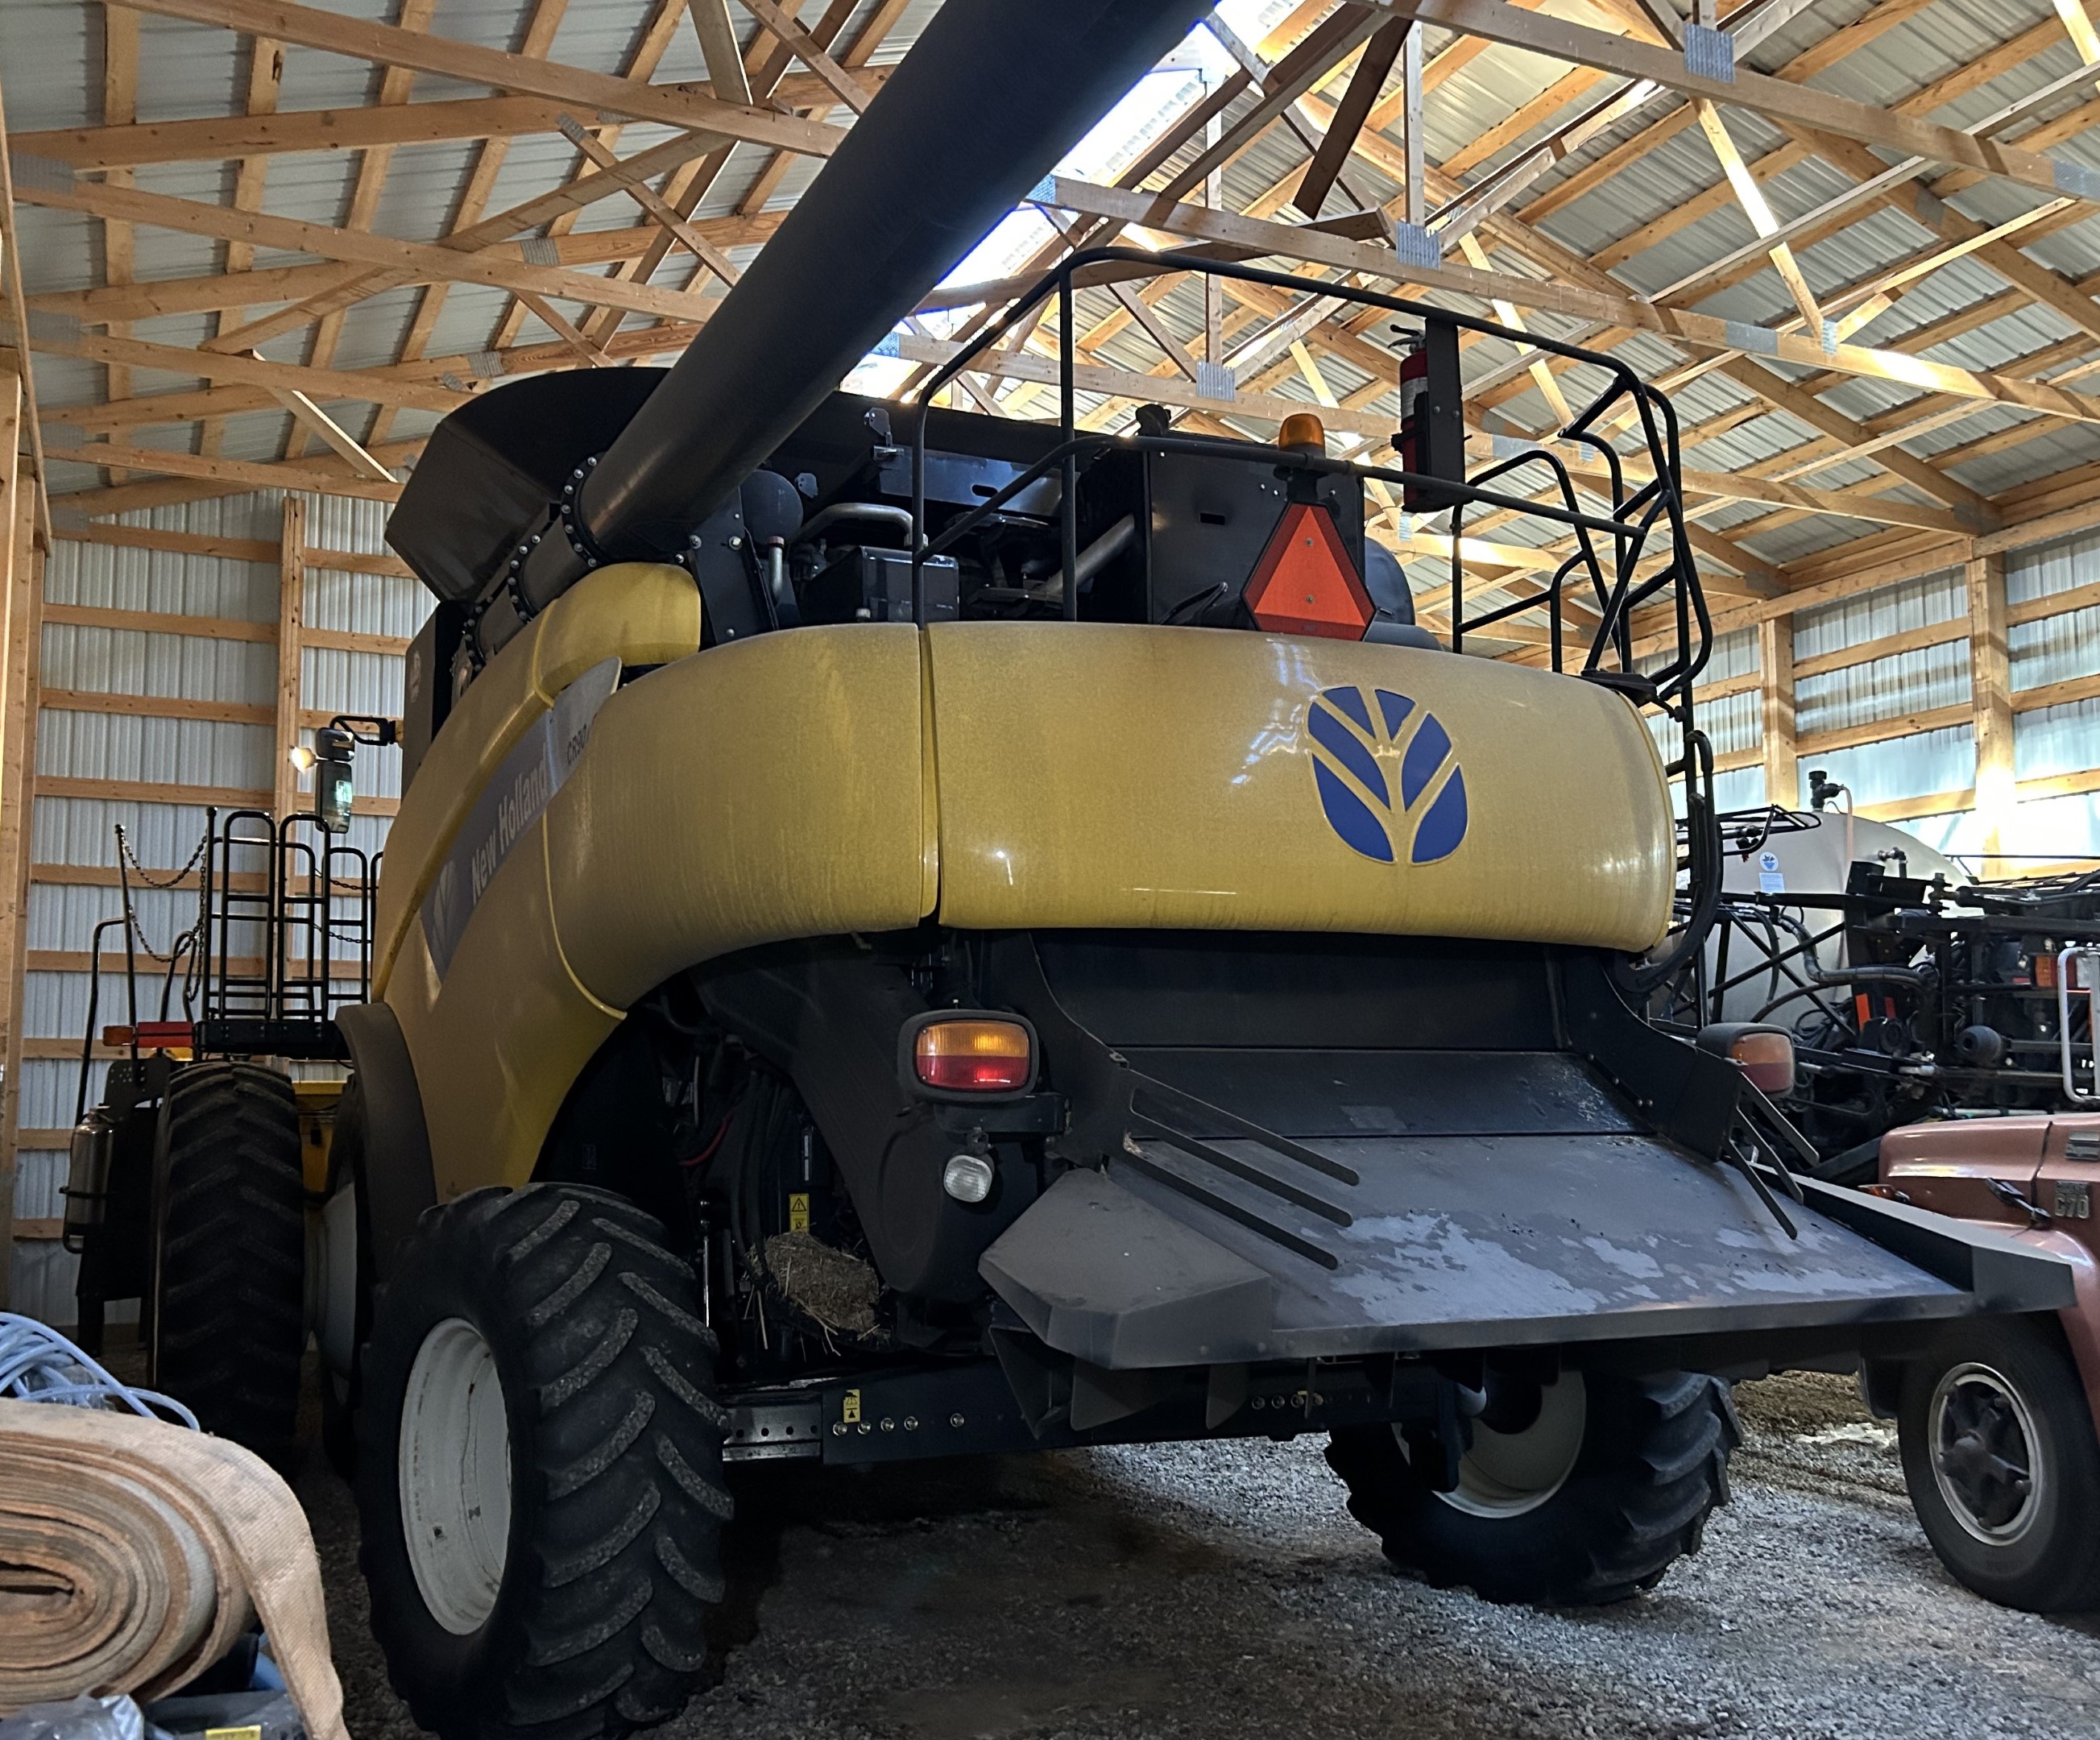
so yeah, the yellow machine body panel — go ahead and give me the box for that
[926,623,1673,951]
[372,561,702,996]
[547,625,931,1010]
[381,617,1671,1190]
[387,823,623,1198]
[389,624,930,1189]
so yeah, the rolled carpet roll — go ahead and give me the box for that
[0,1402,346,1740]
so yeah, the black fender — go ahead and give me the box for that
[334,1001,437,1281]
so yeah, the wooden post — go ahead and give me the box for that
[272,495,306,822]
[1758,615,1797,811]
[0,363,36,1306]
[1966,549,2015,872]
[1402,25,1426,231]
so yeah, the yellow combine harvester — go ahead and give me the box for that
[86,4,2072,1735]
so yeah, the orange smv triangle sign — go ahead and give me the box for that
[1243,502,1373,640]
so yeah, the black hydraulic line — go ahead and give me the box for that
[1753,963,1928,1024]
[77,916,126,1124]
[514,0,1212,615]
[116,826,139,1066]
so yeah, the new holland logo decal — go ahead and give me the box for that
[1307,686,1468,865]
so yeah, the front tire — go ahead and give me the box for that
[1327,1369,1738,1605]
[1898,1317,2100,1612]
[356,1184,731,1740]
[151,1061,305,1462]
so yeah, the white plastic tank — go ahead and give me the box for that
[1705,809,1963,1023]
[1719,809,1962,903]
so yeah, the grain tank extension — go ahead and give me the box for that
[126,4,2077,1733]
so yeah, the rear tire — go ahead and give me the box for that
[1898,1316,2100,1612]
[1327,1369,1738,1605]
[356,1184,731,1740]
[151,1061,306,1462]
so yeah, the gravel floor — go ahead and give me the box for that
[299,1370,2100,1740]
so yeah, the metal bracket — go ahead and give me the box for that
[2060,945,2096,1103]
[722,1398,822,1461]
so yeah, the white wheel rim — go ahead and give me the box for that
[1929,1361,2043,1546]
[1419,1371,1588,1518]
[399,1317,512,1634]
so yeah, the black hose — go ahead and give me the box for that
[1753,965,1927,1024]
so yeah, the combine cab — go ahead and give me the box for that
[110,3,2073,1734]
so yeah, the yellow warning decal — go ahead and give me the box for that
[788,1191,810,1233]
[206,1727,263,1740]
[842,1388,861,1425]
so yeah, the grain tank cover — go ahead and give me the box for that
[387,370,667,605]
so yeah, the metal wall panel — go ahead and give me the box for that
[308,566,431,639]
[1796,640,1972,739]
[2010,605,2100,693]
[2007,524,2100,606]
[2017,695,2100,781]
[45,535,276,621]
[1803,722,1977,814]
[42,622,276,702]
[35,709,275,791]
[1793,568,1965,661]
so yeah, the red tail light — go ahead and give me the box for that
[912,1018,1033,1093]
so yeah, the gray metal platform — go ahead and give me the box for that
[981,1049,2073,1369]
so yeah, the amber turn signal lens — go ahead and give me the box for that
[1729,1029,1796,1094]
[913,1019,1033,1093]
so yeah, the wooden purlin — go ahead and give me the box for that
[9,72,888,170]
[263,0,672,379]
[1380,0,2100,208]
[477,0,683,381]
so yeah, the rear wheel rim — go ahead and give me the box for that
[399,1317,512,1634]
[1930,1361,2041,1545]
[1410,1371,1588,1518]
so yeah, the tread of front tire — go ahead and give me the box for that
[360,1184,730,1740]
[153,1062,305,1456]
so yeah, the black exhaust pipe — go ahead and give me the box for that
[497,0,1210,642]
